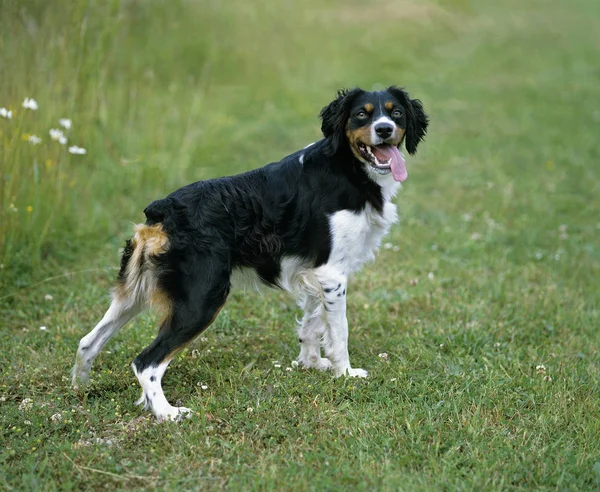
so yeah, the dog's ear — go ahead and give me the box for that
[320,88,363,155]
[387,86,429,155]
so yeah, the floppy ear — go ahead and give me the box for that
[320,88,363,155]
[387,86,429,155]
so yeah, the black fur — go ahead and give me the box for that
[320,88,364,155]
[387,86,429,154]
[117,239,134,284]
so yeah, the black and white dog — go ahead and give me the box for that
[72,86,428,421]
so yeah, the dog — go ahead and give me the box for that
[72,86,428,421]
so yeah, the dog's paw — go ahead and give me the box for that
[154,406,193,422]
[346,368,368,378]
[298,355,333,371]
[71,365,91,389]
[335,367,368,378]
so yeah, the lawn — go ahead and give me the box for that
[1,0,600,489]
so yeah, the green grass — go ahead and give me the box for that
[2,0,600,489]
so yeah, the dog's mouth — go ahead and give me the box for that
[357,142,407,182]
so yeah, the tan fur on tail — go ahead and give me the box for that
[115,223,171,313]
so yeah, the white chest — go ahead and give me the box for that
[328,201,398,275]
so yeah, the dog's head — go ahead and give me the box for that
[320,86,428,182]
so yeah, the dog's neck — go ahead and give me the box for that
[338,144,401,210]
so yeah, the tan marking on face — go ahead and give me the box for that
[395,128,405,145]
[346,125,373,159]
[364,103,374,113]
[384,101,394,111]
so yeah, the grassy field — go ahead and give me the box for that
[2,0,600,489]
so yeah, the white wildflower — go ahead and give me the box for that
[246,407,254,413]
[378,352,389,361]
[285,367,293,372]
[44,294,53,301]
[68,145,86,155]
[543,375,552,382]
[201,385,208,390]
[291,361,299,368]
[439,343,445,349]
[428,272,435,280]
[58,118,72,130]
[49,128,67,143]
[536,364,546,374]
[28,135,42,145]
[273,364,281,368]
[494,342,501,348]
[39,325,47,331]
[22,98,38,110]
[19,398,33,411]
[383,242,393,250]
[191,349,200,359]
[51,413,62,422]
[0,107,12,119]
[390,378,397,382]
[24,420,32,426]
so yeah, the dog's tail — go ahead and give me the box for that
[114,202,173,312]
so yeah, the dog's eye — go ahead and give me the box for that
[356,110,367,119]
[392,109,402,118]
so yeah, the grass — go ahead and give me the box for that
[1,0,600,489]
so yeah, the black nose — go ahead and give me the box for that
[374,124,394,139]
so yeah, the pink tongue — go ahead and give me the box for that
[372,144,407,182]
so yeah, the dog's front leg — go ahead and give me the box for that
[318,271,367,378]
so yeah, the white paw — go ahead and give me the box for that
[71,364,91,389]
[335,367,368,378]
[347,368,368,378]
[154,406,193,422]
[298,355,333,371]
[314,357,333,371]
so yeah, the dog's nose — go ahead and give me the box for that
[374,124,394,139]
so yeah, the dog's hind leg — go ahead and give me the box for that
[131,254,230,422]
[72,223,169,387]
[72,296,141,387]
